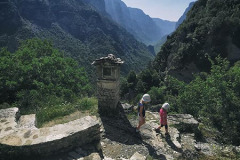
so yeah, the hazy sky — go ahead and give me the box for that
[121,0,197,21]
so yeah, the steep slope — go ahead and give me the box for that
[153,0,240,82]
[154,34,168,53]
[82,0,106,14]
[154,2,194,54]
[153,18,176,37]
[175,2,195,29]
[104,0,163,45]
[0,0,154,76]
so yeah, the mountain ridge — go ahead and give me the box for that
[104,0,176,45]
[153,0,240,82]
[0,0,154,76]
[175,2,195,29]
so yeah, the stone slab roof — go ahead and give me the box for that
[92,54,124,65]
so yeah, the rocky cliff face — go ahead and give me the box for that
[0,0,154,75]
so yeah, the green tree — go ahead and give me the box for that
[127,70,137,90]
[177,57,240,145]
[0,38,91,109]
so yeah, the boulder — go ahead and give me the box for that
[130,152,145,160]
[168,114,199,132]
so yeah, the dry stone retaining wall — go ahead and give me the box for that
[0,108,100,158]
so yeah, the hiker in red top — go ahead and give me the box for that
[155,103,170,135]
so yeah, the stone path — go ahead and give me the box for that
[1,107,239,160]
[98,110,204,160]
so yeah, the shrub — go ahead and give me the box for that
[0,38,91,111]
[75,97,98,111]
[147,86,165,105]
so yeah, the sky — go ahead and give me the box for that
[121,0,197,21]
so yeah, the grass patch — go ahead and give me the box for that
[75,97,98,115]
[36,97,98,127]
[1,96,98,128]
[36,102,76,127]
[41,111,88,127]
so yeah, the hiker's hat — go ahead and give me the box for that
[162,103,170,110]
[142,94,151,102]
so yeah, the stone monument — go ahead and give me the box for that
[92,54,124,115]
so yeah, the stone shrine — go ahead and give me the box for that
[92,54,124,115]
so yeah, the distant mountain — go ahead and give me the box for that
[153,0,240,82]
[154,2,194,53]
[154,34,168,53]
[104,0,176,45]
[104,0,162,45]
[175,2,195,29]
[0,0,154,77]
[82,0,106,14]
[153,18,176,36]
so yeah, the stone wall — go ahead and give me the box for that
[0,108,100,159]
[97,79,120,114]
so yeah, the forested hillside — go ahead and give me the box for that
[175,2,195,29]
[153,0,240,82]
[121,0,240,146]
[0,0,154,77]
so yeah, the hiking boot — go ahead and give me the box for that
[154,127,160,133]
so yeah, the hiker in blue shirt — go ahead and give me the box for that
[136,94,151,132]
